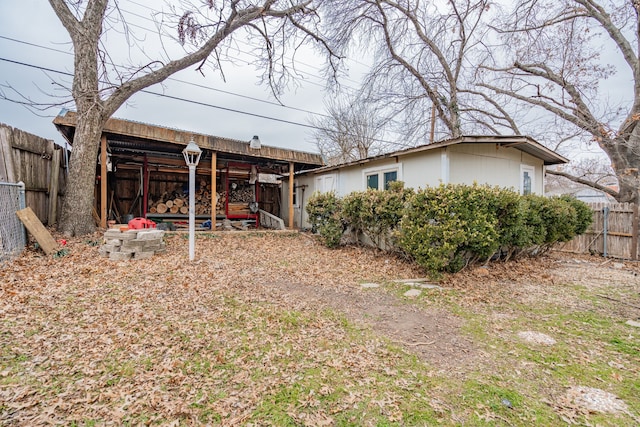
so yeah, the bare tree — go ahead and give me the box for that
[480,0,640,202]
[323,0,516,143]
[309,96,390,165]
[39,0,340,236]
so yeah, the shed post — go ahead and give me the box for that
[289,162,294,229]
[632,202,639,260]
[211,151,217,230]
[100,134,107,228]
[48,147,61,226]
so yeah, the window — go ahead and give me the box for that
[521,165,535,195]
[383,171,397,190]
[315,174,337,193]
[292,182,298,207]
[366,173,379,189]
[362,164,403,190]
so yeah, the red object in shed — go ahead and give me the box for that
[128,217,156,230]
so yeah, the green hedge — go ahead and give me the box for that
[305,191,343,248]
[307,184,593,274]
[341,182,413,250]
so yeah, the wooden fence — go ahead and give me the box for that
[556,202,639,260]
[0,123,67,226]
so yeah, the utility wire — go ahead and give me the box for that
[0,56,410,148]
[0,34,332,119]
[0,56,316,129]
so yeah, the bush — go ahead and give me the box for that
[341,182,412,250]
[398,184,500,273]
[309,183,593,275]
[305,191,343,248]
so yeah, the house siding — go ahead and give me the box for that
[448,143,543,192]
[285,142,548,229]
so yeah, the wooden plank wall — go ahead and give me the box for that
[0,123,66,225]
[556,202,638,260]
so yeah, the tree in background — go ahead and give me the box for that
[45,0,341,236]
[323,0,516,143]
[480,0,640,202]
[309,95,390,165]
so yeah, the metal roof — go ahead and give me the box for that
[302,135,568,175]
[52,110,324,172]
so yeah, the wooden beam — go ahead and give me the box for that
[100,134,107,228]
[289,162,294,229]
[48,148,61,226]
[143,154,149,216]
[16,207,58,255]
[632,203,638,260]
[211,151,217,230]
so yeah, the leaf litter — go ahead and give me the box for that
[1,231,639,425]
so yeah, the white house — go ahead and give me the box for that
[283,135,568,229]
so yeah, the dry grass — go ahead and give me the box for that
[1,231,639,425]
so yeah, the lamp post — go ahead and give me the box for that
[182,139,202,261]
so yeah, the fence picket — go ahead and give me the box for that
[556,202,639,259]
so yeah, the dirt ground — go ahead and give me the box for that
[2,230,639,424]
[246,236,640,374]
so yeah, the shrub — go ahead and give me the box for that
[398,184,500,273]
[341,182,412,250]
[305,191,343,248]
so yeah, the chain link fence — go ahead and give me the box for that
[0,182,26,264]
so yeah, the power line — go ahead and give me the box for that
[0,57,408,148]
[0,34,331,119]
[0,56,317,130]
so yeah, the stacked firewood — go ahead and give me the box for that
[149,181,225,215]
[229,186,255,203]
[149,192,189,214]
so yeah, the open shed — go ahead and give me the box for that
[53,110,323,230]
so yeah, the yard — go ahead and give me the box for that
[1,231,639,426]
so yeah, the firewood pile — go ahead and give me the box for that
[229,186,255,203]
[149,181,225,215]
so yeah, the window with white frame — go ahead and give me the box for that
[520,165,535,195]
[315,174,337,193]
[363,164,402,190]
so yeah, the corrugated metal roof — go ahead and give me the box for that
[52,110,324,170]
[301,135,568,175]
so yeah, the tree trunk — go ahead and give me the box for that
[58,111,104,236]
[604,133,640,203]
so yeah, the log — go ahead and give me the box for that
[174,198,184,207]
[180,206,188,214]
[165,200,174,208]
[156,203,168,214]
[170,205,179,214]
[149,207,157,214]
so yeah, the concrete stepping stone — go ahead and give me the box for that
[404,289,422,297]
[360,282,380,288]
[517,331,556,346]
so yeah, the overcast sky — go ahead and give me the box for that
[0,1,367,154]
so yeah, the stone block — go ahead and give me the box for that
[109,251,132,260]
[121,240,146,250]
[104,229,138,241]
[142,241,163,251]
[136,230,165,241]
[105,239,122,246]
[98,246,110,257]
[103,230,123,239]
[101,244,119,253]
